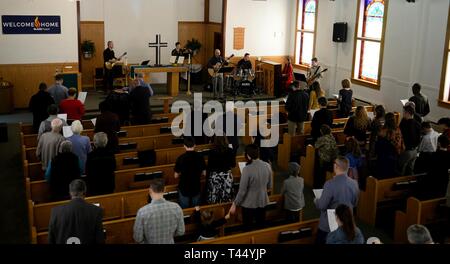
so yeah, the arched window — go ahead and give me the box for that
[352,0,388,89]
[294,0,318,67]
[439,6,450,108]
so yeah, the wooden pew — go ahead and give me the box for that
[277,127,348,171]
[19,112,179,135]
[21,121,177,148]
[33,194,284,244]
[27,155,247,203]
[24,135,191,181]
[357,175,423,226]
[115,144,214,171]
[114,155,247,193]
[394,197,447,243]
[194,219,319,244]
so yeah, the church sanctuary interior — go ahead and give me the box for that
[0,0,450,247]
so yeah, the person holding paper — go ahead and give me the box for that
[206,136,236,204]
[59,88,85,121]
[228,144,273,231]
[326,204,364,244]
[314,156,359,244]
[408,83,430,119]
[343,106,372,145]
[38,104,68,140]
[311,97,333,143]
[281,162,305,223]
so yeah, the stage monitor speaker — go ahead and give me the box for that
[333,22,347,42]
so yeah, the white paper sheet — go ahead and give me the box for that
[93,203,100,207]
[313,189,323,199]
[333,94,339,99]
[367,111,375,120]
[57,114,67,121]
[63,126,73,138]
[400,99,409,106]
[91,118,97,126]
[238,162,246,174]
[309,109,319,118]
[78,92,87,104]
[327,209,339,232]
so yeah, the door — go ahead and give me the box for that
[80,21,105,89]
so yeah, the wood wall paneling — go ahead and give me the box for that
[178,22,223,66]
[80,21,105,89]
[0,62,78,108]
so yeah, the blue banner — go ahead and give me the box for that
[2,15,61,34]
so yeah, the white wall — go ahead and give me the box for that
[80,0,204,83]
[80,0,104,21]
[210,0,222,23]
[290,0,449,122]
[225,0,294,57]
[0,0,78,64]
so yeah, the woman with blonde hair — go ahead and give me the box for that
[344,106,372,145]
[309,81,325,110]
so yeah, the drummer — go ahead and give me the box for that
[237,53,253,71]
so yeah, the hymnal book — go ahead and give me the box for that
[62,126,73,138]
[327,209,338,232]
[313,189,323,199]
[57,114,67,121]
[78,92,87,104]
[238,162,246,174]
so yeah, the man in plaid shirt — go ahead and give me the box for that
[133,179,185,244]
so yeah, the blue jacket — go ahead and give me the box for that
[326,226,365,244]
[314,174,359,232]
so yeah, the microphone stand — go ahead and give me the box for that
[187,53,192,96]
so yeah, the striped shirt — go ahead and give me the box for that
[133,198,185,244]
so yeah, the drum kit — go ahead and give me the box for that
[226,68,257,97]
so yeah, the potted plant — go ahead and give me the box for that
[81,40,95,59]
[185,38,202,56]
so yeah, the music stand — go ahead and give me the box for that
[218,66,235,74]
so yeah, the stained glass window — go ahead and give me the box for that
[353,0,388,87]
[295,0,317,66]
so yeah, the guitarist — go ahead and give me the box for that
[307,57,323,90]
[207,49,229,99]
[103,41,117,92]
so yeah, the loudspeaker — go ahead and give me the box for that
[0,123,8,143]
[333,22,347,42]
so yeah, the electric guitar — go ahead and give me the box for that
[307,68,327,86]
[208,54,234,77]
[105,52,127,70]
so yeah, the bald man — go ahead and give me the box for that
[207,49,229,99]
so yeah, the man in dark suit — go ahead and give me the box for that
[48,179,104,244]
[29,82,55,133]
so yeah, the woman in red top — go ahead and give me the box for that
[282,56,294,92]
[59,88,85,121]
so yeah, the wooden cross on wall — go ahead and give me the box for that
[148,34,168,66]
